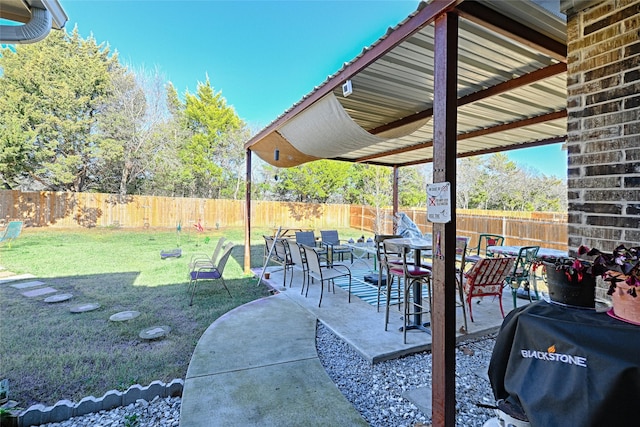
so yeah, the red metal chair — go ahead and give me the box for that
[463,256,515,322]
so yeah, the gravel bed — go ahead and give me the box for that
[37,396,181,427]
[316,323,499,427]
[35,325,498,427]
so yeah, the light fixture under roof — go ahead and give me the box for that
[342,80,352,97]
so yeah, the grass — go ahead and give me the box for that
[0,226,280,407]
[0,226,368,408]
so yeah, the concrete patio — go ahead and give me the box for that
[256,262,535,362]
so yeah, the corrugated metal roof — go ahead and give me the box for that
[246,0,567,168]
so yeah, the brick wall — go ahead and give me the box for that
[563,0,640,254]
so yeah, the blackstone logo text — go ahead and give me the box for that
[520,348,587,368]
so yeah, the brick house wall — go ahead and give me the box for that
[561,0,640,255]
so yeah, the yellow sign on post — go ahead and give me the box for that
[427,182,451,223]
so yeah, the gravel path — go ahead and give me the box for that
[316,323,498,427]
[37,324,498,427]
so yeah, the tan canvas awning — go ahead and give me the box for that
[246,0,567,168]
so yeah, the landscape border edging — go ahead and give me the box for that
[18,379,183,427]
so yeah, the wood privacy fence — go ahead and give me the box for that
[0,190,568,250]
[358,207,568,251]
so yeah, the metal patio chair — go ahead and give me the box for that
[505,245,540,308]
[463,256,515,322]
[0,221,23,248]
[301,244,351,307]
[188,243,235,305]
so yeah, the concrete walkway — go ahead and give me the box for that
[179,293,369,426]
[180,264,534,426]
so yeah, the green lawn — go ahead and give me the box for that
[0,226,369,408]
[0,226,278,407]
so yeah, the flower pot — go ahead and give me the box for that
[543,261,596,308]
[609,280,640,325]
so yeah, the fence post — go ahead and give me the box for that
[502,216,507,241]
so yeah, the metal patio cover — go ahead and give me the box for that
[245,0,567,168]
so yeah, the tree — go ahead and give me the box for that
[0,27,118,191]
[268,160,352,203]
[179,78,244,198]
[453,153,567,212]
[218,124,251,200]
[350,164,393,234]
[456,157,483,209]
[399,166,427,207]
[96,65,172,200]
[0,114,34,189]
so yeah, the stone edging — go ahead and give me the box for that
[17,379,183,427]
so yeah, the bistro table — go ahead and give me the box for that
[488,299,640,426]
[488,245,568,298]
[271,226,312,238]
[487,245,567,261]
[385,237,433,334]
[343,241,378,269]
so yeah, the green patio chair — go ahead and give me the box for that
[466,234,504,264]
[0,221,23,248]
[505,246,540,308]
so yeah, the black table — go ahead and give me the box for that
[488,300,640,426]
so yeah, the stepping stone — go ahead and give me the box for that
[139,325,171,340]
[44,293,73,303]
[10,280,45,290]
[0,274,36,284]
[70,303,101,313]
[109,311,140,322]
[22,287,57,298]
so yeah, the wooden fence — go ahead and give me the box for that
[0,190,349,231]
[353,206,568,251]
[0,190,567,249]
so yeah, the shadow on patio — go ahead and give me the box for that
[255,260,536,363]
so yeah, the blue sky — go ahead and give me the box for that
[60,0,567,179]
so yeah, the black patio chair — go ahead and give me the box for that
[320,230,353,264]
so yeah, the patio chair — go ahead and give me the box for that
[504,246,540,308]
[188,237,227,270]
[188,243,234,305]
[295,231,327,261]
[0,221,23,248]
[301,244,351,307]
[287,240,309,293]
[466,234,505,264]
[263,235,294,285]
[382,239,416,330]
[374,234,402,313]
[320,230,352,264]
[384,242,432,343]
[463,256,515,322]
[455,236,470,332]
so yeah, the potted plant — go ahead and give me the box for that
[544,244,640,318]
[582,244,640,324]
[542,254,598,308]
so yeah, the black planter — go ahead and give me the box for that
[543,261,596,308]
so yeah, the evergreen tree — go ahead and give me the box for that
[0,27,118,191]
